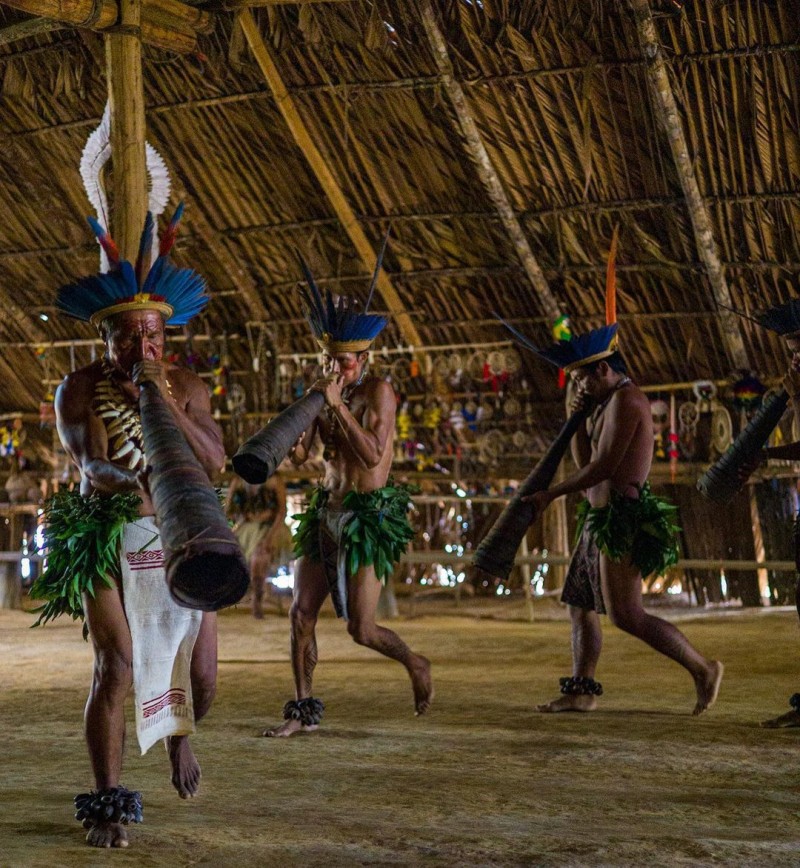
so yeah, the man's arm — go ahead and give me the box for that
[567,386,593,469]
[134,363,225,480]
[329,380,395,469]
[545,389,642,499]
[289,421,318,466]
[55,374,140,494]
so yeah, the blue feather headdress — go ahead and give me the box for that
[499,321,619,373]
[498,226,621,374]
[57,203,209,328]
[298,234,389,353]
[755,300,800,337]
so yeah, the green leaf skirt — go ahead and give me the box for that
[293,481,417,583]
[575,482,680,579]
[29,490,142,637]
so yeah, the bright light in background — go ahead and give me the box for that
[39,313,49,322]
[721,571,728,597]
[268,566,294,591]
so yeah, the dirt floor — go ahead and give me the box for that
[2,601,800,867]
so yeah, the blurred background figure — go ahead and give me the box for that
[227,475,289,619]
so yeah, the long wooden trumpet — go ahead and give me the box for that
[696,389,789,504]
[139,381,250,611]
[233,390,325,484]
[472,407,589,582]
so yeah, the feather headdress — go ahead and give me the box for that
[498,226,621,373]
[298,234,389,354]
[57,203,209,328]
[754,300,800,337]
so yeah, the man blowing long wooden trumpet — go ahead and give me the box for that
[499,235,722,717]
[30,206,225,848]
[261,246,433,738]
[729,299,800,728]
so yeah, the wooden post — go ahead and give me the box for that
[519,534,534,622]
[106,0,148,261]
[629,0,749,371]
[238,9,422,347]
[418,0,561,322]
[542,463,570,592]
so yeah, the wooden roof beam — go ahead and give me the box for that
[418,0,561,322]
[629,0,750,371]
[0,0,206,54]
[238,9,421,347]
[215,0,352,7]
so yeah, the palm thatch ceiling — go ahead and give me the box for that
[0,0,798,436]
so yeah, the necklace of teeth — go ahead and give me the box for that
[92,360,150,473]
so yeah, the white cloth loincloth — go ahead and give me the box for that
[121,517,203,754]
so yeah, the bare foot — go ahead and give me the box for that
[86,822,129,848]
[165,735,201,798]
[692,660,724,716]
[537,694,598,713]
[262,718,319,738]
[761,709,800,728]
[410,655,434,715]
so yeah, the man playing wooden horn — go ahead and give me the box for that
[31,206,224,848]
[501,261,723,716]
[734,299,800,727]
[263,254,433,737]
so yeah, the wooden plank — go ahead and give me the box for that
[418,0,561,322]
[105,0,147,263]
[237,8,422,347]
[629,0,750,370]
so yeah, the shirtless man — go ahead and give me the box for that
[736,305,800,727]
[49,209,223,847]
[525,348,723,715]
[263,273,432,737]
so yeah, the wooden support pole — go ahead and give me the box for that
[418,0,561,322]
[105,0,147,262]
[541,461,570,592]
[629,0,749,371]
[238,9,422,347]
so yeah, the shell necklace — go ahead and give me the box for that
[93,359,147,473]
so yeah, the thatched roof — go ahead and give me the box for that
[0,0,798,443]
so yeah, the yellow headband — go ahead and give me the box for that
[91,298,173,329]
[563,335,619,374]
[316,338,373,354]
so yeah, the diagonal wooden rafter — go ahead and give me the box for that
[0,18,65,46]
[418,0,561,322]
[629,0,749,371]
[237,8,422,347]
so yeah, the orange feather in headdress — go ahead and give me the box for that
[605,223,620,327]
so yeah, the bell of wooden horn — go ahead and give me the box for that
[139,381,249,611]
[696,389,789,505]
[232,390,326,484]
[473,408,589,582]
